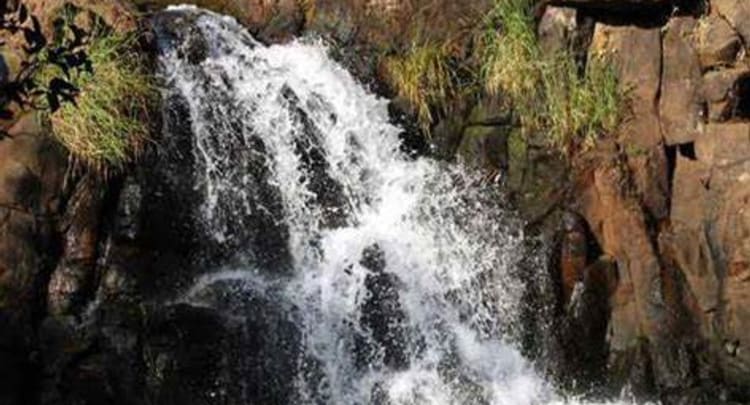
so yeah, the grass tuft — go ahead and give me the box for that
[381,0,624,154]
[39,32,158,174]
[384,43,455,134]
[479,0,623,154]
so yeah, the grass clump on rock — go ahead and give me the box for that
[480,0,623,152]
[40,31,157,174]
[381,0,624,154]
[385,43,455,134]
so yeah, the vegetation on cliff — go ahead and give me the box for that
[382,0,623,154]
[2,2,156,173]
[384,43,455,133]
[38,25,157,173]
[480,0,621,152]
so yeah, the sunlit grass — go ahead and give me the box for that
[384,43,455,134]
[479,0,623,153]
[39,32,158,174]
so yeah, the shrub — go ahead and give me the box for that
[39,31,157,174]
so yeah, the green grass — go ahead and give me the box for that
[385,43,455,134]
[480,0,623,153]
[542,51,622,151]
[39,32,157,174]
[381,0,623,154]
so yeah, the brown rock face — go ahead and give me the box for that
[554,1,750,399]
[667,122,750,388]
[660,17,705,146]
[590,23,670,220]
[702,67,750,122]
[0,114,67,323]
[713,0,750,45]
[538,6,579,55]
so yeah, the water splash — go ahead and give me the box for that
[157,6,641,405]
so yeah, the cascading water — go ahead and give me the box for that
[155,6,635,405]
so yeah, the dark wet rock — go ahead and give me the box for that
[47,174,108,317]
[151,11,210,65]
[557,257,616,392]
[702,67,750,122]
[558,211,590,305]
[282,86,349,229]
[458,97,512,173]
[357,244,409,370]
[143,304,231,405]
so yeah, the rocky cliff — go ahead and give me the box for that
[0,0,749,404]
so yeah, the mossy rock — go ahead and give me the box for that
[457,125,509,171]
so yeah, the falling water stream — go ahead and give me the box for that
[155,6,636,405]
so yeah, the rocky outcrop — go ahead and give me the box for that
[538,1,750,403]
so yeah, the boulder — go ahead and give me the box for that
[695,15,742,70]
[702,66,750,122]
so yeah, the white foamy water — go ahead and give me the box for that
[158,6,642,405]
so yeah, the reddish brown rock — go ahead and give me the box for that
[0,113,67,321]
[660,16,705,145]
[665,117,750,388]
[242,0,304,43]
[590,23,670,219]
[695,14,742,70]
[696,123,750,165]
[575,145,668,351]
[713,0,750,46]
[702,66,750,122]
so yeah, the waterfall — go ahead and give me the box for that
[154,6,633,405]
